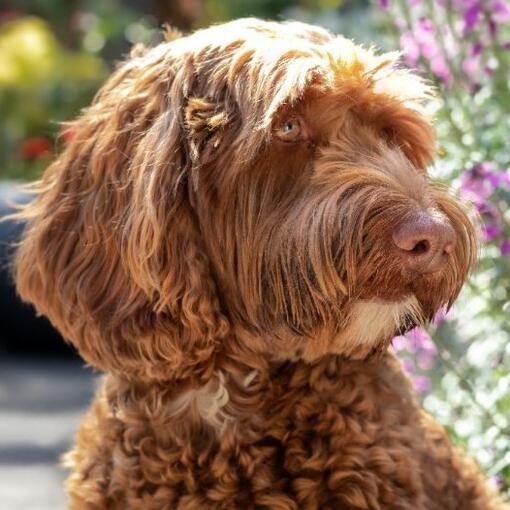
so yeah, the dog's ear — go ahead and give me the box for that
[184,96,232,166]
[14,57,230,381]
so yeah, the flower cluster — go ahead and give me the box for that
[383,0,510,91]
[393,328,438,393]
[400,16,454,86]
[380,0,510,495]
[460,162,510,254]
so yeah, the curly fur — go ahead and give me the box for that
[12,18,509,509]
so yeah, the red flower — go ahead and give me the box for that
[20,136,52,160]
[59,126,77,144]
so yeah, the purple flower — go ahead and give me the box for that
[460,163,510,209]
[379,0,390,8]
[489,18,498,37]
[483,223,502,241]
[432,306,455,326]
[409,18,454,85]
[395,328,437,394]
[500,239,510,255]
[394,328,437,358]
[472,43,484,56]
[461,180,492,205]
[464,2,483,33]
[461,165,510,245]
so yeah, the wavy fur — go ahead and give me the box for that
[12,18,507,509]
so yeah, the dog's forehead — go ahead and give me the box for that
[150,18,433,163]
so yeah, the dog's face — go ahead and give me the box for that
[183,24,476,362]
[15,19,476,378]
[195,90,475,362]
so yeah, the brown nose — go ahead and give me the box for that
[392,211,456,274]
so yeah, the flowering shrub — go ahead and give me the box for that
[0,2,159,181]
[380,0,510,495]
[0,16,106,180]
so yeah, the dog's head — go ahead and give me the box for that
[15,19,476,380]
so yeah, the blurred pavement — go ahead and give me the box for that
[0,358,97,510]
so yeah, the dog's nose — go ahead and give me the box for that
[392,211,456,274]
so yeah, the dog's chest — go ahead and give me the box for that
[238,354,429,509]
[94,355,466,509]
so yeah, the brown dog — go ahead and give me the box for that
[14,18,509,509]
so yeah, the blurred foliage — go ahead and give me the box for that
[1,0,508,499]
[0,0,160,180]
[0,16,105,179]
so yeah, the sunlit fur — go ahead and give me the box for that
[13,19,507,509]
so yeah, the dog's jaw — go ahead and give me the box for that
[301,296,422,362]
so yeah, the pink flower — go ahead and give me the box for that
[400,32,420,66]
[492,0,510,23]
[408,328,437,355]
[417,351,436,370]
[412,375,432,393]
[414,18,437,59]
[462,55,479,76]
[392,335,408,351]
[59,126,77,144]
[462,43,483,79]
[402,358,415,375]
[431,56,453,86]
[432,306,453,326]
[409,18,453,85]
[460,163,510,206]
[500,239,510,255]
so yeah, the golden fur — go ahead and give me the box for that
[12,18,508,509]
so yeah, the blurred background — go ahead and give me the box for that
[0,0,509,508]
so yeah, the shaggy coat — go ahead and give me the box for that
[13,18,509,509]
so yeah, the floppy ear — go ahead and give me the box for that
[184,96,231,166]
[14,53,230,381]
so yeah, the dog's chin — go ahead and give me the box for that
[394,313,420,336]
[358,270,455,332]
[272,292,444,364]
[301,296,424,362]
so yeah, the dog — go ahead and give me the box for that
[13,18,509,509]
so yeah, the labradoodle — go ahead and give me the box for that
[13,18,509,510]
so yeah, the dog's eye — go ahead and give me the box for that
[275,118,303,142]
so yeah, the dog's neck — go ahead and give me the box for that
[223,320,392,365]
[103,347,404,442]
